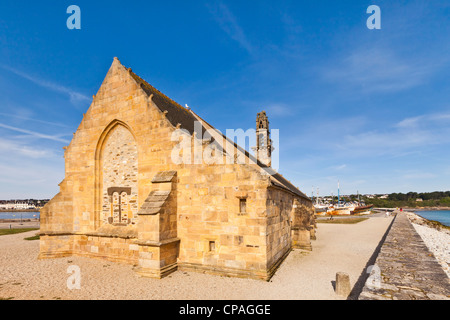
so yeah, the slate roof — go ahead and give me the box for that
[125,62,310,201]
[128,69,206,137]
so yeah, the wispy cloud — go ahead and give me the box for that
[0,123,70,143]
[0,112,70,128]
[395,111,450,130]
[0,137,57,159]
[331,164,347,171]
[207,1,253,54]
[265,103,296,117]
[395,116,423,129]
[336,111,450,156]
[402,172,437,180]
[322,47,438,94]
[0,160,63,198]
[0,65,90,104]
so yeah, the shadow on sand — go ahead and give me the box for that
[346,214,397,300]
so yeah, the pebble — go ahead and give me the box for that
[407,212,450,278]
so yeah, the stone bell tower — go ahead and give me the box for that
[252,111,272,167]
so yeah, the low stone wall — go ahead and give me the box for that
[359,212,450,300]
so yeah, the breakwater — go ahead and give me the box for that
[359,212,450,300]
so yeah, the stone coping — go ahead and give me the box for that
[151,171,177,183]
[39,230,137,239]
[38,231,181,248]
[39,231,73,236]
[83,232,137,239]
[359,212,450,300]
[133,237,180,247]
[138,190,171,215]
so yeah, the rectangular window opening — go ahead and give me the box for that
[209,241,216,252]
[239,198,247,214]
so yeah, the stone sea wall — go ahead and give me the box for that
[359,212,450,300]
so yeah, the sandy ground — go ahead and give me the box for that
[0,221,40,229]
[0,216,393,300]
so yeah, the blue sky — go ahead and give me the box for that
[0,0,449,199]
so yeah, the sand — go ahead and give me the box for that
[0,215,393,300]
[0,220,40,230]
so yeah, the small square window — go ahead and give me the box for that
[209,241,216,252]
[239,198,247,214]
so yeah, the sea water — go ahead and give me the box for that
[415,210,450,227]
[0,211,40,220]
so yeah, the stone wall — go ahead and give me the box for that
[101,124,139,225]
[291,197,315,251]
[359,212,450,300]
[266,188,295,273]
[73,234,139,264]
[39,58,314,280]
[40,58,173,262]
[177,163,274,280]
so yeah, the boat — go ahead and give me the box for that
[351,204,373,215]
[324,181,355,215]
[313,187,329,215]
[326,204,356,215]
[314,204,329,215]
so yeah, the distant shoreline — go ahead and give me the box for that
[0,209,41,212]
[404,207,450,211]
[0,218,40,223]
[375,207,450,211]
[406,211,450,231]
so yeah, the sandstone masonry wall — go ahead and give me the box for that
[39,58,314,280]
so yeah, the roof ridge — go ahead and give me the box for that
[116,61,309,201]
[126,67,188,113]
[189,109,310,200]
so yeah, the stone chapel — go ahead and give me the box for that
[38,58,316,281]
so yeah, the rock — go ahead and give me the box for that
[336,272,351,297]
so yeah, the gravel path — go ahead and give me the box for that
[0,216,393,300]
